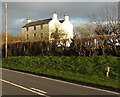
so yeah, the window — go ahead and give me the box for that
[41,33,43,39]
[26,34,29,40]
[34,33,36,38]
[41,25,43,29]
[26,27,29,31]
[34,26,36,30]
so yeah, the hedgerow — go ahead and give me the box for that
[2,34,120,57]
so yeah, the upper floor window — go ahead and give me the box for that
[41,25,43,29]
[26,27,29,31]
[34,33,36,38]
[34,26,36,30]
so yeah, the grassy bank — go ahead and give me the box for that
[2,56,120,89]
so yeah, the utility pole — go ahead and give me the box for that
[5,3,8,57]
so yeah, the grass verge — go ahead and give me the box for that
[2,56,120,91]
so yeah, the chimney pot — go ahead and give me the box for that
[52,11,57,20]
[27,19,32,23]
[64,13,69,21]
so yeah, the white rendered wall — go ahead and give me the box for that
[61,17,73,39]
[48,13,61,40]
[61,15,73,46]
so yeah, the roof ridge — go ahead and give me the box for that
[22,18,52,28]
[22,18,64,28]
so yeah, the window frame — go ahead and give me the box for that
[26,27,29,31]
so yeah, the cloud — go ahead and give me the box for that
[8,18,26,34]
[1,2,118,35]
[71,20,89,27]
[16,18,26,22]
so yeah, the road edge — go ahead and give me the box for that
[2,67,120,94]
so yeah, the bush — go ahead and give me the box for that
[2,35,120,57]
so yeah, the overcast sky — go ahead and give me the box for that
[1,2,118,35]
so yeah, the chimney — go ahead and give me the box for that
[64,13,69,21]
[52,11,57,20]
[27,19,32,23]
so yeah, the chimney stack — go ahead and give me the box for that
[27,19,32,23]
[64,13,69,21]
[52,11,57,20]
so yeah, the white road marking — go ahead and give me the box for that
[0,79,48,96]
[31,87,47,94]
[2,68,119,95]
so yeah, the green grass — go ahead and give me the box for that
[2,56,120,89]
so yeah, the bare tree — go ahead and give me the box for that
[2,32,21,44]
[50,23,67,40]
[90,3,120,55]
[94,3,119,35]
[75,23,95,37]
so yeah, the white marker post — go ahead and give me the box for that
[105,66,110,77]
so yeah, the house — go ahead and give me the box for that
[21,12,73,41]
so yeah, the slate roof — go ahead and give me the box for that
[22,18,64,28]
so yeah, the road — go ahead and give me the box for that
[1,68,119,96]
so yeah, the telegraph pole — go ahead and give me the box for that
[5,3,8,57]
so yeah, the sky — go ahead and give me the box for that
[0,2,119,35]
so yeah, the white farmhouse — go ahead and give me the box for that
[22,12,73,41]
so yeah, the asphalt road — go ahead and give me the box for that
[1,68,119,96]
